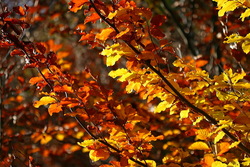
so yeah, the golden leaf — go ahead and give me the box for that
[214,131,225,144]
[96,28,115,41]
[180,109,190,119]
[48,103,62,116]
[188,142,210,150]
[89,149,110,162]
[34,96,57,108]
[212,161,227,167]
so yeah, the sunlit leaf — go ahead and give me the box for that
[240,8,250,21]
[217,142,230,156]
[229,141,241,149]
[34,96,57,108]
[180,109,190,119]
[188,141,210,150]
[48,103,63,116]
[212,161,227,167]
[84,13,100,24]
[40,134,52,145]
[96,28,115,41]
[155,97,175,113]
[78,139,96,147]
[68,0,88,13]
[214,131,225,144]
[89,149,110,162]
[54,85,74,93]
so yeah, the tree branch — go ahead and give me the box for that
[89,0,250,155]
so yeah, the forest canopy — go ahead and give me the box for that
[1,0,250,166]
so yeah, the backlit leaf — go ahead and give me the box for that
[155,97,175,113]
[212,161,227,167]
[68,0,88,13]
[48,103,63,116]
[229,141,241,149]
[217,142,230,155]
[54,85,74,93]
[96,28,115,41]
[84,13,100,24]
[34,96,57,108]
[89,149,110,162]
[240,8,250,21]
[78,139,95,147]
[214,131,225,144]
[40,134,52,145]
[188,141,210,150]
[218,1,241,17]
[180,109,190,119]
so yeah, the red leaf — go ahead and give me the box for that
[151,15,167,27]
[84,13,100,24]
[10,49,25,57]
[150,28,165,39]
[35,43,47,54]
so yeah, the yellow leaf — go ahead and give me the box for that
[56,133,65,141]
[229,141,241,148]
[188,141,210,150]
[223,104,235,111]
[218,1,241,17]
[155,97,175,113]
[107,10,117,19]
[34,96,57,108]
[212,161,227,167]
[224,33,244,43]
[173,59,186,68]
[242,158,250,166]
[78,139,95,147]
[228,159,240,167]
[109,68,129,79]
[241,8,250,21]
[144,160,156,167]
[40,134,52,145]
[214,131,225,144]
[242,36,250,54]
[180,109,190,119]
[89,149,110,162]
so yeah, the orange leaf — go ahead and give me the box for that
[89,149,110,161]
[13,6,26,16]
[217,142,230,156]
[84,13,100,24]
[48,103,63,116]
[96,28,115,41]
[196,60,208,68]
[68,0,88,13]
[54,85,74,93]
[79,33,95,42]
[116,28,130,39]
[203,154,214,167]
[29,77,44,85]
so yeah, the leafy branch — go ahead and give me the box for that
[89,0,250,156]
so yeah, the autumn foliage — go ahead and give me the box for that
[1,0,250,166]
